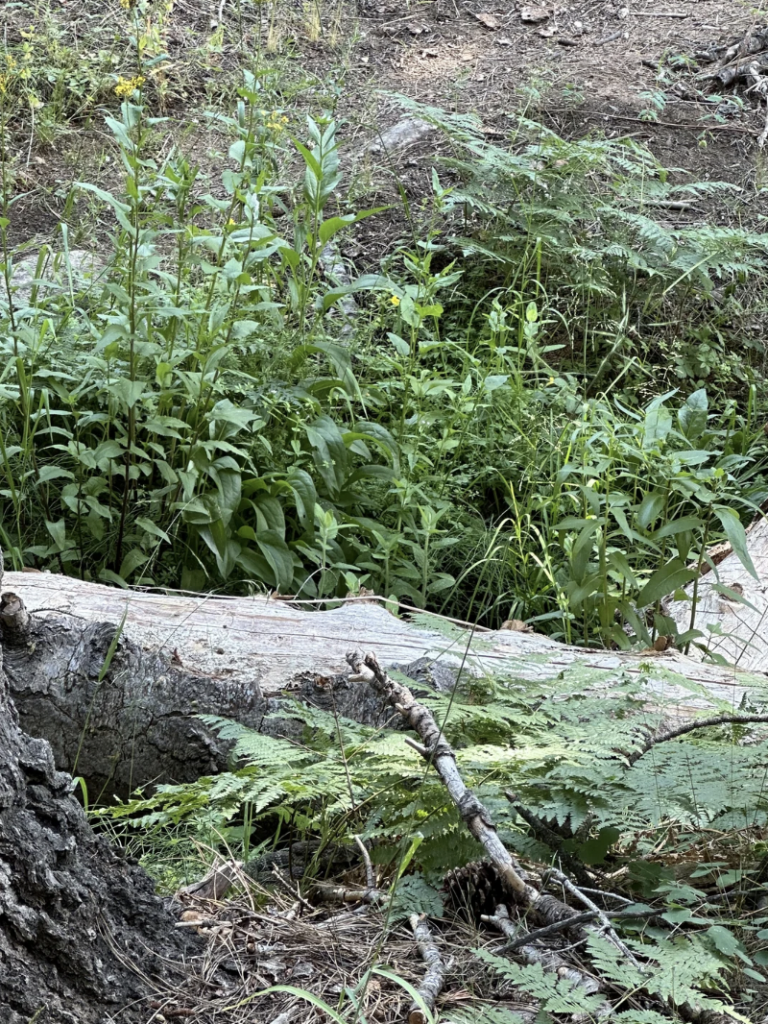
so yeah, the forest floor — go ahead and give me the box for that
[4,1,768,1022]
[5,0,768,251]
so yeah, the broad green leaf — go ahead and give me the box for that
[46,518,67,549]
[607,549,638,588]
[112,379,146,410]
[714,506,757,579]
[678,387,708,440]
[119,548,148,580]
[636,559,697,608]
[255,530,294,592]
[652,515,703,540]
[636,492,666,531]
[135,518,171,544]
[643,404,672,449]
[37,465,74,484]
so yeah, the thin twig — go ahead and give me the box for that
[629,713,768,765]
[270,865,314,912]
[503,906,656,951]
[356,835,376,891]
[545,868,643,968]
[503,910,598,949]
[482,905,603,996]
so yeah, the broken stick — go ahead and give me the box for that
[408,913,445,1024]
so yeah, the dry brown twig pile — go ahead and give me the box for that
[694,24,768,145]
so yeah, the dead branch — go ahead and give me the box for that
[629,712,768,765]
[0,592,30,646]
[348,647,618,953]
[408,913,445,1024]
[311,881,384,905]
[347,650,537,901]
[482,904,603,996]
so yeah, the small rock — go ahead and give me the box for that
[9,249,106,308]
[475,11,501,29]
[520,5,550,23]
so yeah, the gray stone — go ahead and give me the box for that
[8,249,106,307]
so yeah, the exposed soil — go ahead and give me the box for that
[3,0,768,249]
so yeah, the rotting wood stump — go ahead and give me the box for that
[0,555,191,1024]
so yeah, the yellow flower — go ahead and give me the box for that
[547,376,555,385]
[120,0,137,9]
[390,295,400,307]
[115,74,145,98]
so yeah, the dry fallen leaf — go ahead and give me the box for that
[495,35,513,45]
[474,11,500,29]
[520,5,550,23]
[500,619,533,633]
[538,25,556,37]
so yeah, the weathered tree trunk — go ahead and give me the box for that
[668,514,768,672]
[0,562,189,1023]
[2,570,766,798]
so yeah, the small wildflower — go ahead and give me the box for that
[390,295,400,307]
[114,75,145,98]
[119,0,137,9]
[547,376,555,385]
[266,110,289,132]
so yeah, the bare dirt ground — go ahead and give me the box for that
[4,0,768,250]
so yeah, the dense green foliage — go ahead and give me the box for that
[1,75,767,649]
[4,5,768,1020]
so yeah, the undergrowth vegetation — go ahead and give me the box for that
[4,1,768,1020]
[107,659,768,1021]
[1,64,767,648]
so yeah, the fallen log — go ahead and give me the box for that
[2,569,767,796]
[669,514,768,672]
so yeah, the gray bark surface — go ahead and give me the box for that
[0,567,190,1023]
[669,514,768,671]
[2,571,767,799]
